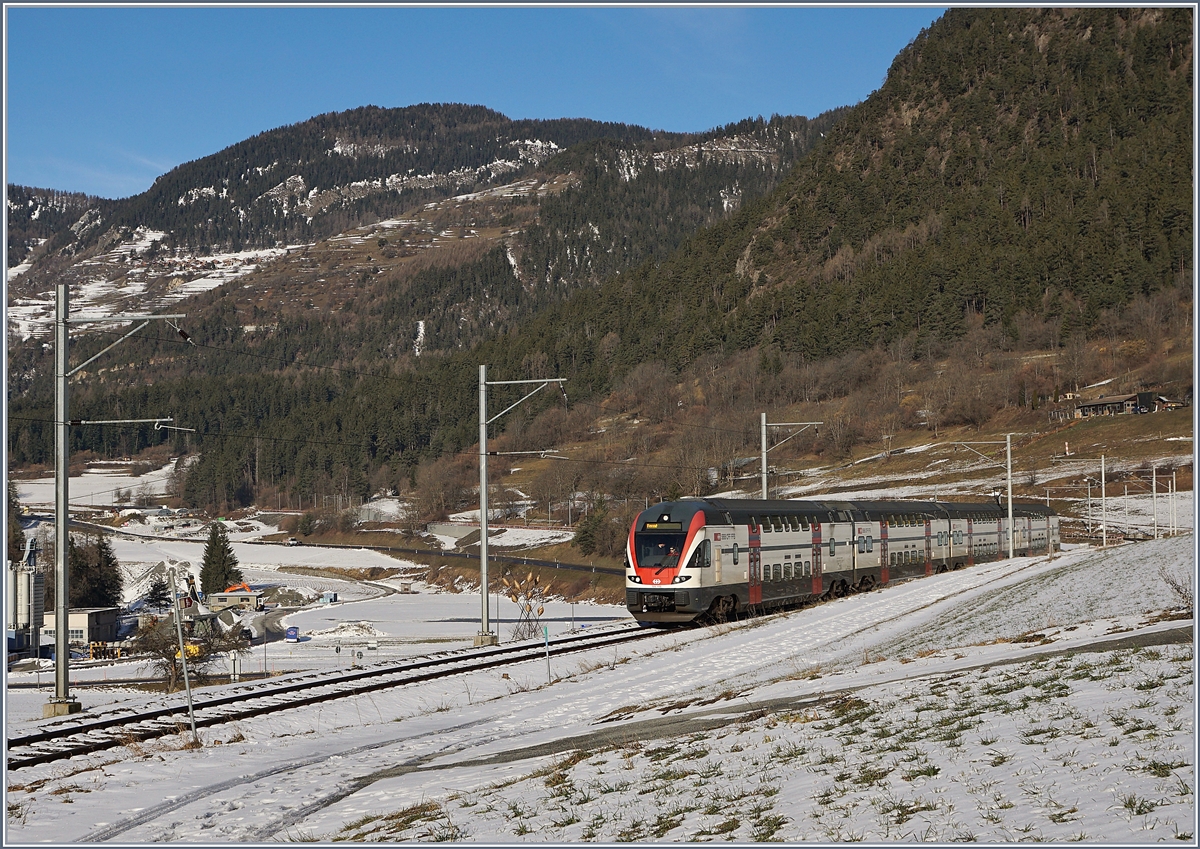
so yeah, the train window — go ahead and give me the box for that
[773,516,784,532]
[804,560,811,576]
[857,536,865,554]
[733,543,740,565]
[750,517,759,532]
[773,564,782,581]
[829,538,836,557]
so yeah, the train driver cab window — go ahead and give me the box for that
[688,540,712,569]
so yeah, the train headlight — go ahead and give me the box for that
[628,574,642,584]
[671,574,693,584]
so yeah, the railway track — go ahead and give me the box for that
[7,623,661,772]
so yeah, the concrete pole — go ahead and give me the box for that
[1006,433,1014,558]
[761,412,768,500]
[478,364,494,645]
[168,567,198,744]
[51,279,78,714]
[1171,471,1177,536]
[1153,468,1158,539]
[1100,455,1106,548]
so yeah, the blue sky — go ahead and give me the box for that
[5,6,944,199]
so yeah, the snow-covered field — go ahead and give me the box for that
[4,535,1194,843]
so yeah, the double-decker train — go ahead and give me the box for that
[625,497,1060,624]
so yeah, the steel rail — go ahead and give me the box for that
[7,624,660,771]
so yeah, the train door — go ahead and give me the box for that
[811,521,823,595]
[748,524,762,606]
[880,521,889,585]
[966,518,974,566]
[924,519,933,576]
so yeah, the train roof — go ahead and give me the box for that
[643,497,1057,524]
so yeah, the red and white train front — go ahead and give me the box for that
[625,503,717,623]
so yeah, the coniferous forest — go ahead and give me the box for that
[7,7,1193,516]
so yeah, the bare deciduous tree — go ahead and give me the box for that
[133,617,250,692]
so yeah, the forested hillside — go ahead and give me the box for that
[496,7,1191,384]
[6,186,102,267]
[8,105,844,491]
[7,8,1192,518]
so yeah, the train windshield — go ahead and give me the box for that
[635,533,687,570]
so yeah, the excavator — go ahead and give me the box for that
[222,581,264,611]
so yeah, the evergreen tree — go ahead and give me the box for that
[8,480,26,564]
[200,522,242,594]
[46,534,124,608]
[144,574,172,609]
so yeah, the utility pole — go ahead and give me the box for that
[48,278,188,718]
[1006,433,1014,558]
[1171,471,1177,536]
[52,281,72,715]
[1153,468,1158,539]
[1100,454,1106,548]
[951,435,1017,558]
[1053,454,1110,547]
[760,414,821,499]
[477,365,565,646]
[167,566,199,746]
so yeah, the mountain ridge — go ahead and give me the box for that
[6,7,1192,520]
